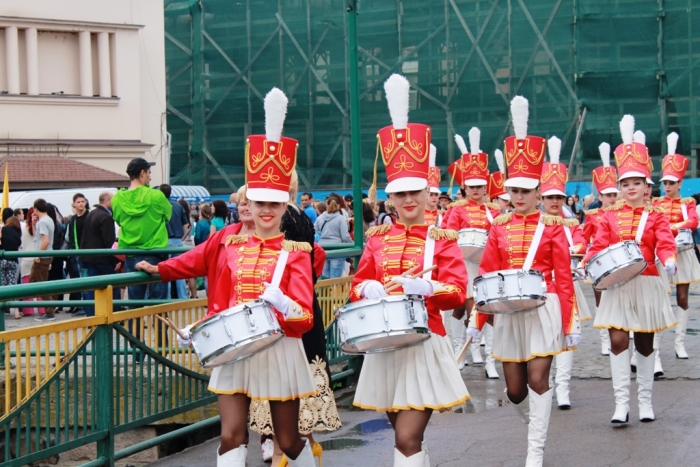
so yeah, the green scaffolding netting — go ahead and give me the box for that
[164,0,700,195]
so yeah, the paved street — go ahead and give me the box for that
[147,283,700,467]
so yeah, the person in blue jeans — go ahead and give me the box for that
[159,184,190,299]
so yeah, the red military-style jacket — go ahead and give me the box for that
[583,201,677,277]
[652,196,699,236]
[350,222,467,336]
[474,211,579,336]
[582,208,604,245]
[158,223,314,338]
[441,198,501,231]
[424,209,441,226]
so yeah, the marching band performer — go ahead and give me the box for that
[582,115,677,425]
[654,133,700,361]
[351,74,469,467]
[489,149,512,213]
[443,128,500,372]
[137,89,318,467]
[583,142,620,356]
[468,96,580,467]
[425,144,442,226]
[539,136,590,410]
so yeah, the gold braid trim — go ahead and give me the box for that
[429,228,459,241]
[447,199,469,209]
[540,214,565,226]
[681,197,695,205]
[562,218,580,227]
[282,240,312,253]
[486,202,500,210]
[225,234,249,245]
[365,223,392,237]
[644,205,665,214]
[604,200,625,212]
[583,208,598,216]
[491,213,512,225]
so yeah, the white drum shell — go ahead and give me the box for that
[338,294,430,354]
[585,241,647,290]
[190,300,283,368]
[473,270,548,314]
[457,228,489,262]
[676,229,694,252]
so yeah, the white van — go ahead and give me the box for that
[9,187,118,219]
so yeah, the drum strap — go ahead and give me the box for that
[635,210,649,244]
[484,205,494,223]
[522,220,546,272]
[423,225,436,281]
[563,226,574,248]
[681,202,688,221]
[270,249,290,288]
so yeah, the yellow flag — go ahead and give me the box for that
[2,163,9,211]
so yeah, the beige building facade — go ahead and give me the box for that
[0,0,168,186]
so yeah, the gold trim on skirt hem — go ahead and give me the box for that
[353,394,471,413]
[593,322,678,334]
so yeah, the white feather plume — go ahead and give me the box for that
[429,144,437,167]
[667,132,679,155]
[510,96,529,139]
[494,149,505,173]
[548,136,561,164]
[619,115,635,145]
[468,127,481,154]
[633,130,646,145]
[599,142,611,167]
[383,74,410,129]
[455,134,468,155]
[264,87,288,143]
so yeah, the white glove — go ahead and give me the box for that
[573,267,587,281]
[664,260,677,276]
[260,283,292,316]
[466,326,481,342]
[393,277,434,296]
[177,324,194,347]
[361,280,389,299]
[566,333,581,348]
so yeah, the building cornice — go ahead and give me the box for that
[0,16,144,32]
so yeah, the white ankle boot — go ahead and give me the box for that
[217,445,247,467]
[470,329,484,365]
[554,351,574,409]
[599,324,610,356]
[525,387,553,467]
[484,324,499,379]
[653,332,664,378]
[450,316,466,370]
[393,447,427,467]
[609,349,630,424]
[506,389,530,424]
[636,351,655,422]
[675,306,689,359]
[287,439,315,467]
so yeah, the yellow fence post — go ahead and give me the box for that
[95,286,114,320]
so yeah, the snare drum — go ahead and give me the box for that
[337,294,430,354]
[585,241,647,291]
[473,269,548,314]
[675,229,694,252]
[190,300,283,368]
[458,228,489,262]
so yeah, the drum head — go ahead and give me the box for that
[201,332,283,368]
[341,330,430,354]
[476,297,546,314]
[594,260,647,291]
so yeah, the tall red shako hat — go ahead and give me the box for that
[633,130,654,185]
[245,88,297,202]
[459,127,489,186]
[614,115,651,182]
[660,132,688,182]
[591,142,620,194]
[540,136,567,197]
[504,96,546,189]
[377,74,431,193]
[488,149,509,200]
[427,144,441,193]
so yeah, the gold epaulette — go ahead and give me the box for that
[429,227,459,241]
[644,205,665,214]
[282,240,312,252]
[225,234,248,245]
[583,208,599,216]
[562,218,580,227]
[604,200,625,211]
[652,196,663,203]
[682,197,695,205]
[447,199,469,209]
[486,202,500,210]
[540,214,565,226]
[365,223,392,237]
[491,213,512,225]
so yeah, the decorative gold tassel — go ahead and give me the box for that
[367,138,381,203]
[604,199,625,212]
[365,223,392,237]
[491,213,513,225]
[282,240,312,252]
[562,218,580,227]
[429,228,459,241]
[225,234,249,246]
[540,214,565,226]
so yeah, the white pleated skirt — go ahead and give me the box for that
[574,280,592,321]
[491,293,567,363]
[208,337,317,401]
[466,260,480,299]
[353,334,470,412]
[594,275,677,333]
[670,248,700,284]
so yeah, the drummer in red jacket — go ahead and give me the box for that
[582,115,677,427]
[136,89,318,467]
[442,127,501,374]
[350,74,468,467]
[468,96,580,467]
[653,133,700,360]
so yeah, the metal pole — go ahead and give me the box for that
[347,1,364,258]
[568,107,587,169]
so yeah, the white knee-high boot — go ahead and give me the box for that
[629,332,637,372]
[287,439,315,467]
[599,316,610,355]
[525,387,553,467]
[394,447,427,467]
[217,445,247,467]
[675,306,689,359]
[450,315,466,369]
[470,329,484,365]
[506,389,530,424]
[653,332,664,378]
[554,350,574,409]
[484,323,499,379]
[636,351,655,422]
[609,349,630,424]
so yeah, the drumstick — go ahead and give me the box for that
[384,265,438,293]
[455,336,474,365]
[155,315,188,339]
[382,264,421,291]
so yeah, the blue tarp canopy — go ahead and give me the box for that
[169,185,211,202]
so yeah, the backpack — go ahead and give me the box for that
[53,221,67,250]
